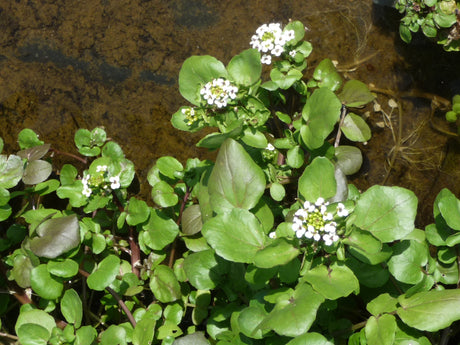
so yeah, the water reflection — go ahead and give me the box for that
[0,0,459,225]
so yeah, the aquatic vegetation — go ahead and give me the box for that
[396,0,460,51]
[2,20,460,345]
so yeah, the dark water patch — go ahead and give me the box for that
[171,0,218,28]
[139,70,175,85]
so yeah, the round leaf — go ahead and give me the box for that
[202,208,266,263]
[47,259,79,278]
[149,265,181,303]
[286,332,334,345]
[298,157,336,202]
[183,249,229,290]
[22,160,52,185]
[156,156,183,180]
[227,48,261,86]
[340,113,371,142]
[0,154,23,189]
[30,264,64,300]
[179,55,228,105]
[61,289,83,328]
[253,238,299,268]
[126,197,150,226]
[87,255,120,291]
[338,80,375,108]
[334,146,363,175]
[151,181,178,207]
[352,186,417,243]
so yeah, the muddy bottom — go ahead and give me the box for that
[1,0,460,227]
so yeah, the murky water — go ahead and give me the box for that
[1,0,460,226]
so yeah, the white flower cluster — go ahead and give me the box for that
[250,23,295,65]
[292,198,349,246]
[200,78,238,108]
[81,165,121,198]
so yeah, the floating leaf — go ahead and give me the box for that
[338,80,375,108]
[29,214,80,258]
[202,208,266,263]
[352,186,417,243]
[334,146,363,175]
[208,138,265,213]
[340,113,371,142]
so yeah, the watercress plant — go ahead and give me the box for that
[1,20,460,345]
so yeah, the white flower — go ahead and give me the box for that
[291,197,341,245]
[283,29,295,42]
[82,186,92,198]
[289,50,297,58]
[200,78,238,108]
[261,54,272,65]
[336,203,349,217]
[96,165,107,172]
[269,232,277,239]
[181,107,197,125]
[266,143,275,151]
[271,45,284,57]
[109,176,121,190]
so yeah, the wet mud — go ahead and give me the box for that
[1,0,460,227]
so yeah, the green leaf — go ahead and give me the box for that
[47,259,79,278]
[183,249,229,290]
[173,332,210,345]
[150,265,181,303]
[33,179,60,196]
[270,182,285,201]
[387,236,429,285]
[10,254,33,288]
[334,146,363,175]
[286,146,304,168]
[270,68,303,90]
[437,188,460,230]
[0,204,12,221]
[17,323,50,345]
[338,80,375,108]
[298,156,336,202]
[18,129,44,149]
[286,332,334,345]
[313,58,342,91]
[151,181,178,207]
[367,293,398,316]
[397,289,460,331]
[17,144,51,161]
[102,141,125,160]
[87,254,120,291]
[156,156,184,180]
[352,186,417,243]
[0,136,3,153]
[141,209,179,250]
[399,24,412,43]
[365,314,396,345]
[238,304,269,339]
[126,197,150,226]
[433,12,457,28]
[74,129,92,149]
[301,87,342,150]
[302,262,359,300]
[260,283,325,337]
[227,48,261,86]
[253,238,299,268]
[202,208,266,263]
[75,326,97,345]
[133,318,156,345]
[179,55,228,105]
[0,186,9,206]
[346,256,390,288]
[100,325,127,345]
[0,154,23,189]
[15,309,56,336]
[340,113,371,142]
[61,289,83,328]
[30,264,64,300]
[208,138,265,213]
[196,125,243,149]
[241,127,268,149]
[181,204,203,236]
[22,160,52,185]
[29,214,80,258]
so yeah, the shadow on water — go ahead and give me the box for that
[0,0,459,226]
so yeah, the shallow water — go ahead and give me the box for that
[1,0,459,226]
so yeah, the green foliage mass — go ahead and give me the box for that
[1,20,460,345]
